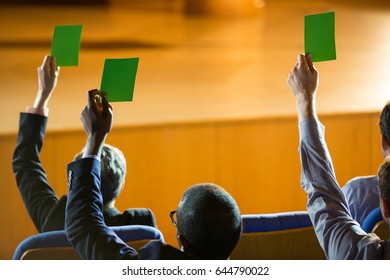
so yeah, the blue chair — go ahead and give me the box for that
[361,207,389,240]
[361,207,382,232]
[241,211,313,233]
[13,225,164,260]
[230,211,326,260]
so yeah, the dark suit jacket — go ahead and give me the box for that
[13,113,156,233]
[66,158,192,260]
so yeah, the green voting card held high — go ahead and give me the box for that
[305,12,336,62]
[100,58,139,102]
[51,25,82,66]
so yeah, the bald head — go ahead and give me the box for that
[176,183,242,259]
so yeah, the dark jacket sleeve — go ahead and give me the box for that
[65,158,138,260]
[104,208,157,228]
[12,113,62,232]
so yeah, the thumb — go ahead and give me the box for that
[87,89,100,114]
[298,53,309,70]
[305,53,316,73]
[297,53,305,66]
[101,93,112,115]
[50,56,57,77]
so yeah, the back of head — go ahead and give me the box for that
[176,183,242,259]
[74,144,127,205]
[379,102,390,143]
[378,157,390,201]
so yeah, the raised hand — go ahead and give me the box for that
[34,55,60,108]
[81,89,113,157]
[287,53,319,121]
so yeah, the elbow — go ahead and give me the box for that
[12,155,20,174]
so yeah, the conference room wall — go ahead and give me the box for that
[0,112,382,259]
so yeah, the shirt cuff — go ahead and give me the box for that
[298,118,325,140]
[82,155,101,162]
[26,107,49,117]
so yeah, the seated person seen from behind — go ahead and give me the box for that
[341,102,390,225]
[65,90,242,259]
[288,53,390,259]
[12,56,156,233]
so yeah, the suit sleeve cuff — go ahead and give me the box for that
[26,107,49,117]
[82,155,101,162]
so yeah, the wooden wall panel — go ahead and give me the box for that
[0,135,28,259]
[217,118,305,215]
[51,131,87,197]
[0,133,56,259]
[321,114,376,188]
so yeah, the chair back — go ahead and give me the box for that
[13,225,164,260]
[230,211,326,260]
[361,207,390,240]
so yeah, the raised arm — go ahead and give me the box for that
[34,55,60,111]
[287,54,382,259]
[287,53,318,121]
[65,90,137,259]
[12,56,63,232]
[80,89,112,157]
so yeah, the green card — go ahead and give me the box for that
[51,25,82,66]
[100,58,139,102]
[304,12,336,62]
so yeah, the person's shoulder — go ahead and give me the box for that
[103,208,157,227]
[121,208,157,227]
[342,175,378,199]
[343,175,378,189]
[137,240,192,260]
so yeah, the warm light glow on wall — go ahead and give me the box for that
[254,0,266,9]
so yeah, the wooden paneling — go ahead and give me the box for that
[51,130,88,196]
[0,131,58,259]
[0,135,35,259]
[217,118,305,214]
[322,114,376,187]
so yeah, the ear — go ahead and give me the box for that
[380,198,390,219]
[177,235,192,255]
[381,135,389,154]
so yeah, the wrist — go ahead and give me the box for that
[296,97,316,122]
[26,107,49,116]
[34,90,52,108]
[296,93,313,105]
[83,133,107,157]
